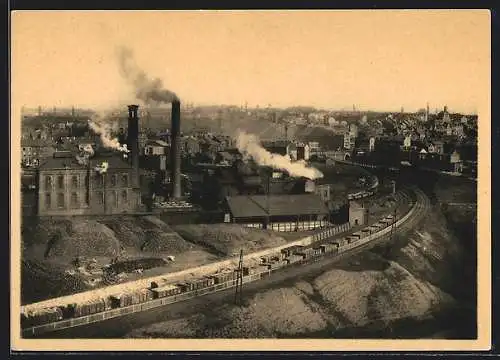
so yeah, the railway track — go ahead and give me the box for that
[27,187,430,339]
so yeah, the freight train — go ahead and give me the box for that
[21,213,396,332]
[347,175,379,200]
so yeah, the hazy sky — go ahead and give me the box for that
[12,10,490,113]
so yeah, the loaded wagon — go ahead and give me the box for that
[66,298,107,318]
[351,232,363,240]
[150,284,181,299]
[21,307,63,328]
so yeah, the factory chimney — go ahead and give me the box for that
[127,105,140,187]
[170,99,182,199]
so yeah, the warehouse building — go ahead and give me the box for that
[224,193,330,231]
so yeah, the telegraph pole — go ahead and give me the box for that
[234,249,244,306]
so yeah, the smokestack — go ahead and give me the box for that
[127,105,140,187]
[170,99,182,199]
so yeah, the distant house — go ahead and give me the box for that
[296,143,310,161]
[453,124,465,137]
[450,150,463,173]
[343,132,355,150]
[144,139,169,156]
[183,136,201,155]
[428,141,444,155]
[369,137,376,152]
[418,148,428,160]
[21,138,56,167]
[308,141,321,154]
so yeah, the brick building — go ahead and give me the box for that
[37,152,141,216]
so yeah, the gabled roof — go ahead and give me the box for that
[226,194,328,218]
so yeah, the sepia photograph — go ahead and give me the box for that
[11,10,491,351]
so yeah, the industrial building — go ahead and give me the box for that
[224,193,330,231]
[37,152,141,216]
[35,104,145,216]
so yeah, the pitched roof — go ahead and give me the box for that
[39,153,132,170]
[226,194,328,218]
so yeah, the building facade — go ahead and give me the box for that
[37,153,141,216]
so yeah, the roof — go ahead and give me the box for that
[21,138,54,148]
[226,194,328,218]
[39,153,132,171]
[147,139,169,147]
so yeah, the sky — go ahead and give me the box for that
[11,10,490,114]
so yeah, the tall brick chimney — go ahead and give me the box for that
[170,99,182,199]
[127,105,140,187]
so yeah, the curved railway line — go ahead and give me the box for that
[26,187,430,339]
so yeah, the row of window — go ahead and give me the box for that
[44,190,129,209]
[44,174,129,191]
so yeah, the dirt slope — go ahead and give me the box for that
[127,203,474,339]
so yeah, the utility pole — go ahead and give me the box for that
[234,249,244,306]
[265,170,271,229]
[389,206,397,242]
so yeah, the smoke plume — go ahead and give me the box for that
[235,131,323,180]
[117,46,179,105]
[75,144,95,166]
[95,161,109,174]
[88,114,130,153]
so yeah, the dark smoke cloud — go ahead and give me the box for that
[117,46,179,105]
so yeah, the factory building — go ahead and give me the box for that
[35,104,145,216]
[37,152,141,216]
[224,193,330,231]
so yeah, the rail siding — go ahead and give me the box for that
[21,223,352,314]
[22,190,423,337]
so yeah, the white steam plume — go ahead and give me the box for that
[235,131,323,180]
[95,161,109,174]
[88,112,130,153]
[117,46,179,105]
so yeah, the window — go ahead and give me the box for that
[57,193,65,208]
[45,193,51,209]
[121,190,128,203]
[111,174,117,187]
[96,191,103,204]
[57,175,64,189]
[121,174,129,187]
[45,176,53,191]
[71,175,79,188]
[112,191,118,207]
[70,192,78,207]
[95,175,103,187]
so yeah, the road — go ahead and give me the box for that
[35,188,430,339]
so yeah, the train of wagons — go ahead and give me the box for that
[21,213,395,331]
[347,175,379,200]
